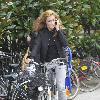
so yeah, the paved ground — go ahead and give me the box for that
[74,86,100,100]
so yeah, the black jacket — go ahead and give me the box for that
[31,28,68,63]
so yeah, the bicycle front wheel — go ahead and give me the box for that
[66,69,79,100]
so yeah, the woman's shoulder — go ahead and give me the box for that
[37,28,48,35]
[30,31,38,38]
[39,28,48,32]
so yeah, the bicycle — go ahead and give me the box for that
[0,52,22,100]
[42,48,79,100]
[73,56,100,92]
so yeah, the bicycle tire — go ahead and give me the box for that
[66,69,79,100]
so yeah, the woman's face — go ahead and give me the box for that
[46,15,56,31]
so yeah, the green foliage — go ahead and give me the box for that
[0,0,100,56]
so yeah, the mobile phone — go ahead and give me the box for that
[55,19,57,25]
[55,21,57,25]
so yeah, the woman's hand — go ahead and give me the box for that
[55,19,60,31]
[24,58,31,64]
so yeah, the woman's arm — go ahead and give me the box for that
[57,30,68,47]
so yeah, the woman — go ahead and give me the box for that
[30,10,68,63]
[27,10,68,100]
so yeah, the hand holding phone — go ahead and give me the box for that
[55,19,60,31]
[55,19,57,25]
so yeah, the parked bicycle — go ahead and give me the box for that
[73,55,100,92]
[0,52,22,100]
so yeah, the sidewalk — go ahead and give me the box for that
[74,87,100,100]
